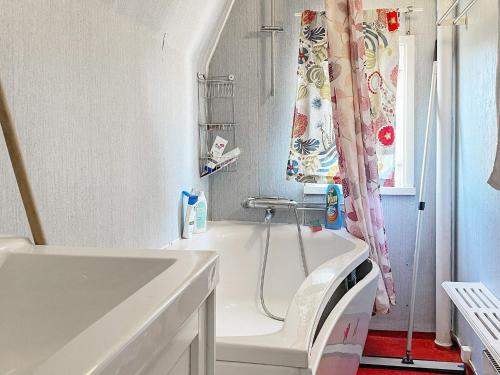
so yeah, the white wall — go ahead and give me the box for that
[0,0,233,248]
[454,0,499,372]
[209,0,437,331]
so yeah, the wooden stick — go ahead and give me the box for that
[0,79,46,245]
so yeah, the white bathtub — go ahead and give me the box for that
[171,221,378,375]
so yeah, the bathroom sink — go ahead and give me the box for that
[0,237,218,374]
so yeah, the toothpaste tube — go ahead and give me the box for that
[205,147,240,174]
[218,147,240,164]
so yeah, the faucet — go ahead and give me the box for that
[264,208,275,223]
[242,196,297,209]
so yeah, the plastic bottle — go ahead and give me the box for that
[181,191,191,227]
[182,195,198,239]
[325,184,342,230]
[194,191,207,233]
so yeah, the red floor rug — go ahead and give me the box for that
[358,330,465,375]
[358,369,450,375]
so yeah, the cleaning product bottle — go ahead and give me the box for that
[182,194,198,239]
[325,184,342,230]
[194,191,207,233]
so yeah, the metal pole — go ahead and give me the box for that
[453,0,479,25]
[0,78,46,245]
[403,59,438,364]
[261,0,283,96]
[435,0,454,347]
[270,0,276,96]
[436,0,460,25]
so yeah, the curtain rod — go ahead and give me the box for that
[453,0,478,25]
[436,0,478,26]
[294,7,424,17]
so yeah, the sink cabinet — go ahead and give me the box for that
[142,292,216,375]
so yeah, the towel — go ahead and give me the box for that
[487,10,500,190]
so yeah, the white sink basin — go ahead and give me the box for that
[0,237,218,375]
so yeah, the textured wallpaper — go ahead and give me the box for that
[0,0,233,248]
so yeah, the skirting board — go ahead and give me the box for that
[452,332,479,375]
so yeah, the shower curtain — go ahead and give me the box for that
[286,11,339,183]
[324,0,396,313]
[363,9,400,187]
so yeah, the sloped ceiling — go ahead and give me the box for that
[108,0,235,72]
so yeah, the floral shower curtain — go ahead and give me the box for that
[287,2,396,313]
[363,9,400,187]
[286,11,339,183]
[324,0,396,313]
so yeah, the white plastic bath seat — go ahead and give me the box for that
[217,300,285,337]
[217,260,379,375]
[216,254,372,367]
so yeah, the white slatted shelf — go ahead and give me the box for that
[443,282,500,365]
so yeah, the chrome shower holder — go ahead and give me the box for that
[261,0,284,96]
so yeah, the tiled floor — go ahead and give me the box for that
[357,331,466,375]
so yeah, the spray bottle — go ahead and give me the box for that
[325,184,342,230]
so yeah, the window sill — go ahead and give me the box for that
[380,186,416,196]
[303,183,416,196]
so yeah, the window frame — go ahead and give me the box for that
[391,34,416,196]
[303,34,416,196]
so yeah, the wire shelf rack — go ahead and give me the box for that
[198,123,237,131]
[197,73,239,176]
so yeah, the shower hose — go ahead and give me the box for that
[259,207,309,321]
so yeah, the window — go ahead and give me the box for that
[304,35,416,196]
[391,35,416,195]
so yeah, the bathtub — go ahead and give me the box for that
[170,221,378,374]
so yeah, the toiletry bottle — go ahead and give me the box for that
[194,191,207,233]
[181,191,191,228]
[325,184,342,230]
[182,194,198,239]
